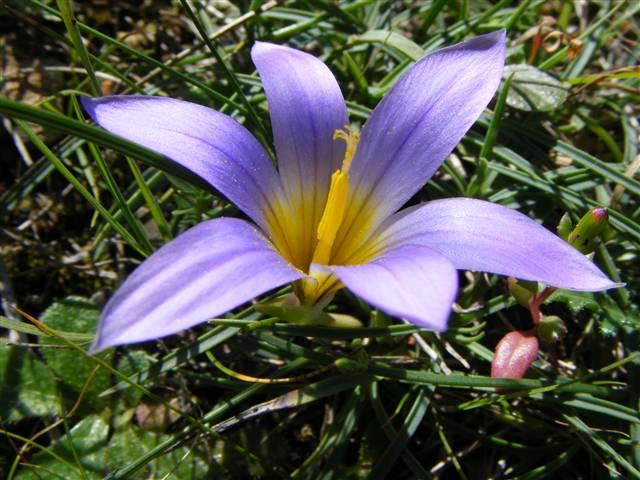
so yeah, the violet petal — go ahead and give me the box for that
[371,198,619,291]
[333,31,506,258]
[251,42,349,266]
[81,95,283,232]
[92,218,303,351]
[325,245,458,331]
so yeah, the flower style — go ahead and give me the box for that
[83,31,618,351]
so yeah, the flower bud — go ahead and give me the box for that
[255,295,362,327]
[567,207,608,254]
[537,315,567,343]
[335,350,368,374]
[256,293,327,325]
[327,313,363,328]
[556,212,573,240]
[491,330,539,379]
[507,277,538,308]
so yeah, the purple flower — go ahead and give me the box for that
[83,31,618,351]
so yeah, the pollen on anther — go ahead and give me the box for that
[332,125,360,174]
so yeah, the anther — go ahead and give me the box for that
[333,126,360,174]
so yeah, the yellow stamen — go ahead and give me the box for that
[311,126,360,265]
[331,126,359,175]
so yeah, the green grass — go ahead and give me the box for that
[1,0,639,478]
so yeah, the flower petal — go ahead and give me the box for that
[251,42,349,268]
[369,198,619,291]
[332,31,506,262]
[326,245,458,330]
[92,218,304,351]
[81,96,283,232]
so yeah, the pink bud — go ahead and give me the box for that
[567,207,609,254]
[591,207,609,222]
[491,330,539,379]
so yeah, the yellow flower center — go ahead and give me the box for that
[294,126,360,303]
[311,126,360,265]
[262,125,376,305]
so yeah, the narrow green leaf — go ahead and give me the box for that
[351,30,425,61]
[212,374,370,433]
[369,387,430,479]
[510,445,579,480]
[368,382,430,478]
[71,98,155,253]
[0,97,212,191]
[108,357,317,479]
[294,387,364,479]
[24,0,246,112]
[55,0,100,95]
[94,169,169,251]
[260,322,422,339]
[418,0,448,35]
[489,163,640,242]
[553,140,640,197]
[126,157,172,243]
[504,0,535,31]
[368,362,619,396]
[0,316,93,341]
[101,325,241,397]
[563,414,640,478]
[343,50,369,97]
[481,73,514,161]
[15,119,149,256]
[560,396,640,425]
[179,0,271,148]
